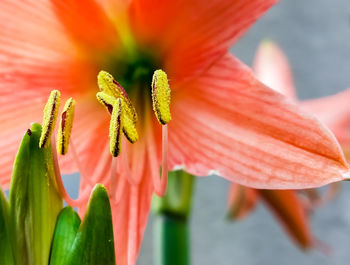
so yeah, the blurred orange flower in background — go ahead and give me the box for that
[227,40,350,250]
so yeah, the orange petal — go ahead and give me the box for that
[253,40,297,100]
[50,0,120,52]
[75,130,154,265]
[78,167,154,265]
[227,184,258,220]
[0,89,49,187]
[129,0,277,82]
[0,0,98,186]
[169,53,349,189]
[258,189,313,249]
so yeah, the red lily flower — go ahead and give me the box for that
[1,2,349,264]
[228,40,350,249]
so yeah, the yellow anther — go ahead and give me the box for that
[109,98,123,157]
[152,69,171,125]
[96,91,115,114]
[97,70,137,123]
[122,113,138,144]
[39,90,61,148]
[96,92,138,144]
[57,98,75,155]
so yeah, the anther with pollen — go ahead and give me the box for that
[97,70,140,157]
[39,90,60,148]
[109,98,123,157]
[57,98,75,155]
[98,70,137,123]
[150,69,172,196]
[97,91,139,144]
[152,69,171,125]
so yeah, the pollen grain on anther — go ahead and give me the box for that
[57,97,75,155]
[39,90,61,148]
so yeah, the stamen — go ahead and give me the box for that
[109,156,118,200]
[96,92,115,114]
[152,69,171,125]
[147,113,169,196]
[161,124,169,192]
[130,140,146,185]
[109,153,127,205]
[97,70,137,123]
[122,114,138,143]
[109,98,123,157]
[39,90,60,148]
[97,92,138,144]
[57,98,75,155]
[51,136,89,207]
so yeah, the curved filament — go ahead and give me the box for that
[148,122,168,196]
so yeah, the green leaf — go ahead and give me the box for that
[50,206,81,265]
[0,188,14,265]
[9,123,63,265]
[67,184,115,265]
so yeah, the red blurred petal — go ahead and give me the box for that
[169,53,349,189]
[75,125,154,265]
[50,0,120,52]
[0,0,100,186]
[253,40,297,100]
[227,184,258,220]
[258,189,313,249]
[129,0,277,81]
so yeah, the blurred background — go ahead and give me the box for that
[64,0,350,264]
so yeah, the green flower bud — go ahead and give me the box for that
[0,187,14,265]
[9,123,63,265]
[66,184,115,265]
[50,206,81,265]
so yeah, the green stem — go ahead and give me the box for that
[152,170,194,265]
[154,215,189,265]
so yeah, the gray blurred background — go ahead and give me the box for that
[64,0,350,264]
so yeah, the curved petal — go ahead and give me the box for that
[50,0,120,52]
[0,89,45,188]
[253,40,297,100]
[77,158,153,265]
[258,189,313,249]
[0,0,106,186]
[169,53,349,189]
[301,88,350,144]
[74,124,154,265]
[227,184,258,220]
[129,0,277,81]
